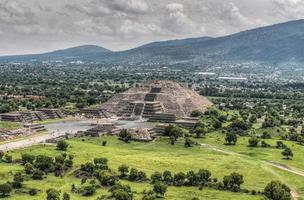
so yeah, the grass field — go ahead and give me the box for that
[1,135,303,199]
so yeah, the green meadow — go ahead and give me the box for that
[0,135,303,199]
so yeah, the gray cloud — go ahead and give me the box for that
[0,0,303,55]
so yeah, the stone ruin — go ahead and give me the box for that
[0,109,65,123]
[100,80,212,121]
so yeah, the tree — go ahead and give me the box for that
[46,188,60,200]
[119,129,132,143]
[24,162,34,174]
[12,172,24,188]
[109,183,133,200]
[21,154,35,164]
[248,136,260,147]
[142,190,156,200]
[97,171,118,186]
[184,138,194,148]
[163,170,173,184]
[153,182,167,197]
[118,164,129,177]
[223,172,244,192]
[276,141,286,149]
[194,127,206,138]
[151,172,162,184]
[4,154,12,163]
[190,110,203,117]
[128,168,147,182]
[297,135,304,145]
[173,172,186,186]
[0,151,4,161]
[32,169,44,180]
[94,157,109,170]
[81,185,96,196]
[62,192,70,200]
[57,140,69,151]
[282,148,293,160]
[225,132,237,145]
[34,155,54,171]
[264,181,291,200]
[0,183,12,197]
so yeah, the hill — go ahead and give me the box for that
[0,45,112,63]
[103,19,304,65]
[1,19,304,65]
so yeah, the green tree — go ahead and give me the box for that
[0,151,4,161]
[118,164,129,177]
[248,136,260,147]
[109,183,133,200]
[0,183,12,197]
[225,132,237,145]
[46,188,60,200]
[62,192,70,200]
[4,154,12,163]
[223,172,244,192]
[56,140,69,151]
[282,148,293,160]
[153,182,167,197]
[150,172,162,184]
[264,181,291,200]
[119,129,132,143]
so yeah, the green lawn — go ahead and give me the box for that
[1,136,303,199]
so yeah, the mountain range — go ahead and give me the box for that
[1,19,304,65]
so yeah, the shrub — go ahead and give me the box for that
[153,182,167,197]
[56,140,69,151]
[264,181,291,200]
[0,183,12,197]
[46,188,60,200]
[102,141,107,146]
[29,188,38,196]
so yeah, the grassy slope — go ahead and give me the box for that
[201,132,304,198]
[0,136,299,199]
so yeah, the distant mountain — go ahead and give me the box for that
[0,45,112,63]
[1,19,304,65]
[103,19,304,65]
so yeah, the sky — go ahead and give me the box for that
[0,0,304,55]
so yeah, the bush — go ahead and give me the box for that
[102,141,107,146]
[109,183,133,200]
[29,188,38,196]
[81,185,96,196]
[264,181,291,200]
[153,182,167,197]
[248,136,260,147]
[119,129,132,143]
[118,164,129,177]
[32,169,44,180]
[21,154,35,164]
[56,140,69,151]
[4,154,12,163]
[0,183,12,197]
[46,188,60,200]
[128,168,147,182]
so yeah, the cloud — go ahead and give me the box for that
[0,0,303,55]
[270,0,304,19]
[162,3,198,35]
[0,1,36,25]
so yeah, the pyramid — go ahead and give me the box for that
[100,80,212,118]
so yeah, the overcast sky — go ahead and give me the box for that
[0,0,304,55]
